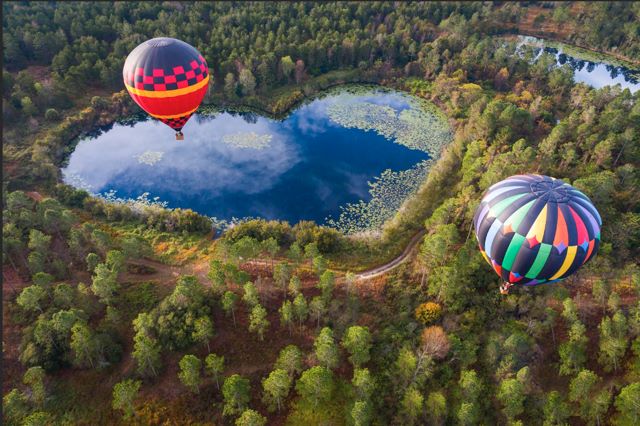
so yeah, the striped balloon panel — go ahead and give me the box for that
[473,174,601,286]
[122,38,209,131]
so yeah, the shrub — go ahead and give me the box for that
[415,302,442,325]
[45,108,60,121]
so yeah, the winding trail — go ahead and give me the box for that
[120,228,427,289]
[354,229,426,280]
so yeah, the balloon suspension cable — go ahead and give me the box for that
[500,282,514,295]
[175,131,184,141]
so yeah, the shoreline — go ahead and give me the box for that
[64,83,450,236]
[502,32,640,70]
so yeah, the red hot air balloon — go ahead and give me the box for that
[123,38,209,140]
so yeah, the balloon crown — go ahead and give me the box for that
[146,37,176,47]
[529,177,572,203]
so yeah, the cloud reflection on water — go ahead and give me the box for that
[62,89,430,224]
[64,113,300,198]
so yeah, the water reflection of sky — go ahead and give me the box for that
[518,36,639,93]
[63,90,429,224]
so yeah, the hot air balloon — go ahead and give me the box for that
[123,37,209,140]
[473,174,601,294]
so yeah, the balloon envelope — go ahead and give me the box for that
[473,174,601,286]
[123,37,209,132]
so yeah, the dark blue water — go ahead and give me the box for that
[63,89,430,224]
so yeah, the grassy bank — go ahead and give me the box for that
[4,67,455,273]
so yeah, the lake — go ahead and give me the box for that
[516,36,639,93]
[62,86,451,232]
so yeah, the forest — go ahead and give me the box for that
[2,2,640,425]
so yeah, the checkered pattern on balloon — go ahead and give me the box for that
[123,54,209,132]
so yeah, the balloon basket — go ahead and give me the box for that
[175,132,184,141]
[499,282,513,295]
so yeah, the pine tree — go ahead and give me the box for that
[112,379,141,419]
[262,368,292,412]
[178,354,202,393]
[314,327,339,369]
[205,353,225,390]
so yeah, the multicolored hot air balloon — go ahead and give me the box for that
[123,37,209,140]
[473,174,601,294]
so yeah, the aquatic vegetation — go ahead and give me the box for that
[325,92,451,234]
[326,159,433,234]
[135,151,164,166]
[63,85,451,233]
[222,131,273,149]
[100,190,170,211]
[326,95,450,157]
[328,102,398,138]
[97,190,237,230]
[63,172,94,192]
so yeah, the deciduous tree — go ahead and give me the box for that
[415,302,442,325]
[396,346,417,386]
[280,56,295,82]
[420,326,450,360]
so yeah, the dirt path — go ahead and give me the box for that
[354,229,425,280]
[97,229,425,294]
[241,229,426,281]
